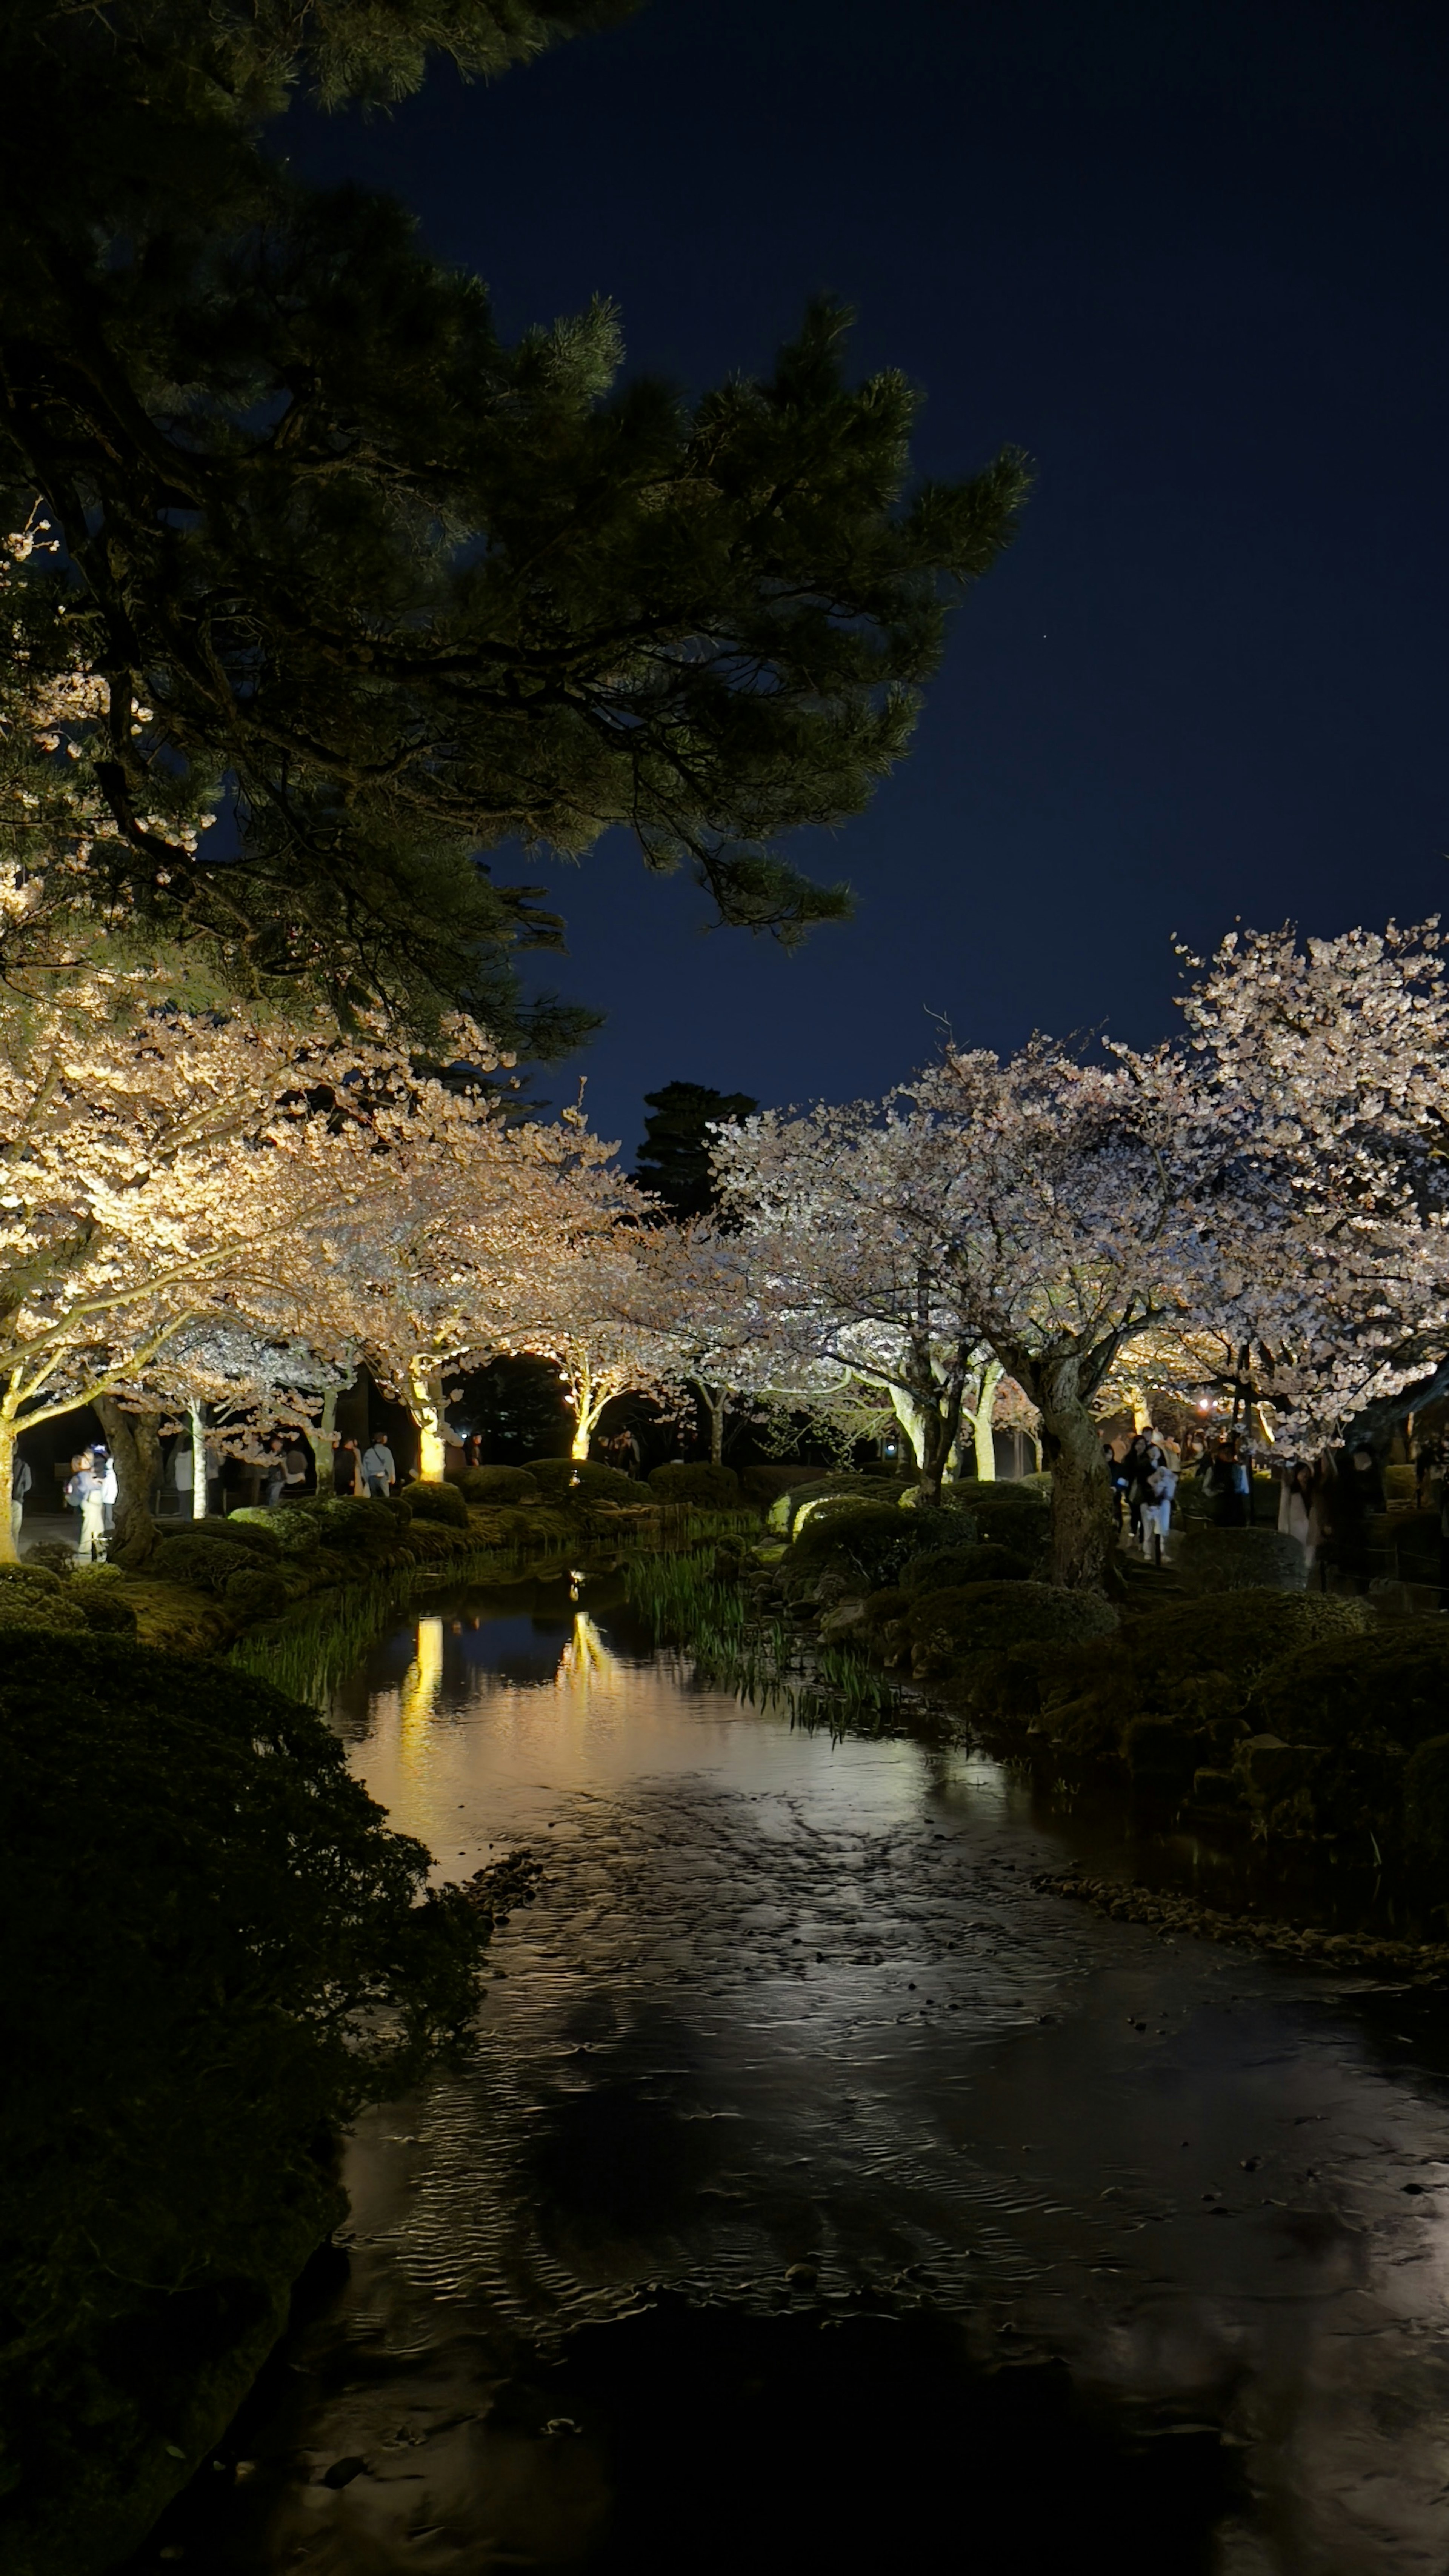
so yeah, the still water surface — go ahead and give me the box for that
[175,1579,1449,2574]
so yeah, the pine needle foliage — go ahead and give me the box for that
[0,0,1030,1035]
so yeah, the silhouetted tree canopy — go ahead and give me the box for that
[0,0,1030,1038]
[635,1079,760,1220]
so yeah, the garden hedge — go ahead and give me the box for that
[648,1461,741,1508]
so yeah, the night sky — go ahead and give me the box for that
[289,0,1449,1159]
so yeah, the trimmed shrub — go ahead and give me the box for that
[191,1512,284,1559]
[787,1503,920,1591]
[902,1541,1031,1593]
[150,1533,254,1596]
[0,1562,88,1634]
[292,1495,407,1559]
[1175,1526,1307,1595]
[149,1535,289,1621]
[908,1580,1118,1665]
[766,1473,896,1535]
[525,1456,642,1503]
[649,1460,741,1509]
[400,1477,470,1528]
[1128,1591,1369,1697]
[1251,1627,1449,1752]
[228,1504,318,1555]
[449,1463,540,1505]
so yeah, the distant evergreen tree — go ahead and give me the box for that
[0,0,1030,1038]
[635,1081,760,1221]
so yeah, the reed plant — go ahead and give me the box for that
[623,1550,902,1736]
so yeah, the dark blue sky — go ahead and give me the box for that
[290,0,1449,1160]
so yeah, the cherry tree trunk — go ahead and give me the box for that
[0,1418,17,1565]
[972,1358,1004,1482]
[306,1384,343,1489]
[1035,1361,1115,1591]
[407,1366,446,1481]
[94,1396,163,1569]
[694,1383,728,1466]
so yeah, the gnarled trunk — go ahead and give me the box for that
[969,1357,1004,1482]
[694,1381,728,1466]
[307,1383,344,1488]
[94,1395,163,1569]
[1033,1357,1114,1591]
[886,1380,962,1506]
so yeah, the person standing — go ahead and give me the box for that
[97,1447,117,1533]
[333,1436,362,1497]
[1206,1435,1251,1528]
[1121,1432,1151,1543]
[10,1450,31,1552]
[1139,1456,1177,1562]
[361,1434,396,1500]
[261,1435,288,1506]
[63,1452,91,1542]
[73,1458,106,1561]
[281,1436,310,1500]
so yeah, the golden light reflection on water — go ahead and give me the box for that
[399,1613,444,1745]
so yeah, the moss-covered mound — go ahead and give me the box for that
[0,1633,492,2576]
[908,1580,1118,1670]
[960,1482,1051,1556]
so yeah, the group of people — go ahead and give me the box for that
[1104,1431,1180,1557]
[258,1429,401,1503]
[64,1447,116,1559]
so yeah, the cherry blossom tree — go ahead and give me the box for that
[294,1105,637,1478]
[0,954,505,1559]
[715,1047,1218,1587]
[516,1218,698,1463]
[1157,921,1449,1453]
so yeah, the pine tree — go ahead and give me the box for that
[0,0,1030,1039]
[635,1081,760,1221]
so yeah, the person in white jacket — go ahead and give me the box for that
[1138,1459,1176,1560]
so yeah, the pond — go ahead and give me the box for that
[140,1574,1449,2575]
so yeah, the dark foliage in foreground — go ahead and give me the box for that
[0,0,1028,1030]
[0,1633,491,2575]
